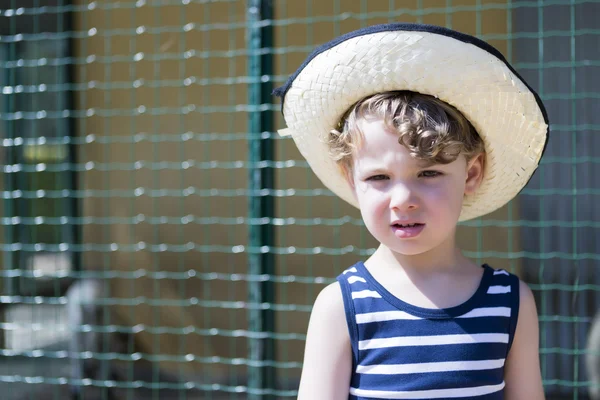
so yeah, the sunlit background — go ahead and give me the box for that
[0,0,599,399]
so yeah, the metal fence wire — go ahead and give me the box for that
[0,0,599,399]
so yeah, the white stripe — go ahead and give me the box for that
[351,290,382,299]
[359,333,509,350]
[356,310,421,323]
[343,267,357,274]
[487,285,511,294]
[347,276,367,284]
[349,382,505,399]
[456,307,511,318]
[357,358,505,375]
[494,269,509,276]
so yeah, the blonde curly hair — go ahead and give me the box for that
[328,91,485,172]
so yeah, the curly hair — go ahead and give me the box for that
[328,91,485,172]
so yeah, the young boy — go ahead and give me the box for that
[274,24,548,399]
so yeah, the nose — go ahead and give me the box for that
[389,183,418,211]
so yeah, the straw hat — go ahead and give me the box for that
[273,23,549,221]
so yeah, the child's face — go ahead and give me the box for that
[348,119,483,257]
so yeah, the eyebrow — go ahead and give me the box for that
[416,160,438,168]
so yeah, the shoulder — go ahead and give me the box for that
[515,278,538,331]
[505,275,539,353]
[306,282,350,350]
[517,278,535,306]
[311,281,346,323]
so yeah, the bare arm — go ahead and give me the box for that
[504,280,545,400]
[297,282,352,400]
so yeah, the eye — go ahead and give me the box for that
[419,170,442,178]
[366,174,389,181]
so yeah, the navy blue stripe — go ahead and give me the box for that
[352,298,399,314]
[482,294,512,308]
[489,273,514,283]
[360,342,508,366]
[355,367,504,391]
[353,293,512,315]
[360,316,510,340]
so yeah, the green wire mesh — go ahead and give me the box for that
[0,0,599,399]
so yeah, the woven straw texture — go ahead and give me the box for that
[281,30,548,221]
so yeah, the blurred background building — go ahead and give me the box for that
[0,0,598,399]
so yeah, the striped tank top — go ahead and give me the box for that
[336,262,520,400]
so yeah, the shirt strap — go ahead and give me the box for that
[506,272,521,354]
[336,264,362,370]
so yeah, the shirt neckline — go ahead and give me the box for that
[354,261,493,319]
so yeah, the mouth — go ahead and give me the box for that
[392,223,423,228]
[391,222,425,238]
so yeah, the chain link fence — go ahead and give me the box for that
[0,0,599,399]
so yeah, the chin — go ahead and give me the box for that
[376,230,452,257]
[377,238,434,256]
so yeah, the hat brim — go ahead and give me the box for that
[274,23,549,221]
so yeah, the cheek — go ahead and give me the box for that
[353,180,377,196]
[356,188,388,215]
[421,183,450,199]
[422,181,465,210]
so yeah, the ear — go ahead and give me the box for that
[464,153,485,196]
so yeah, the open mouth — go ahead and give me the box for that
[392,223,424,228]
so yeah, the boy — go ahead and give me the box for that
[274,24,548,399]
